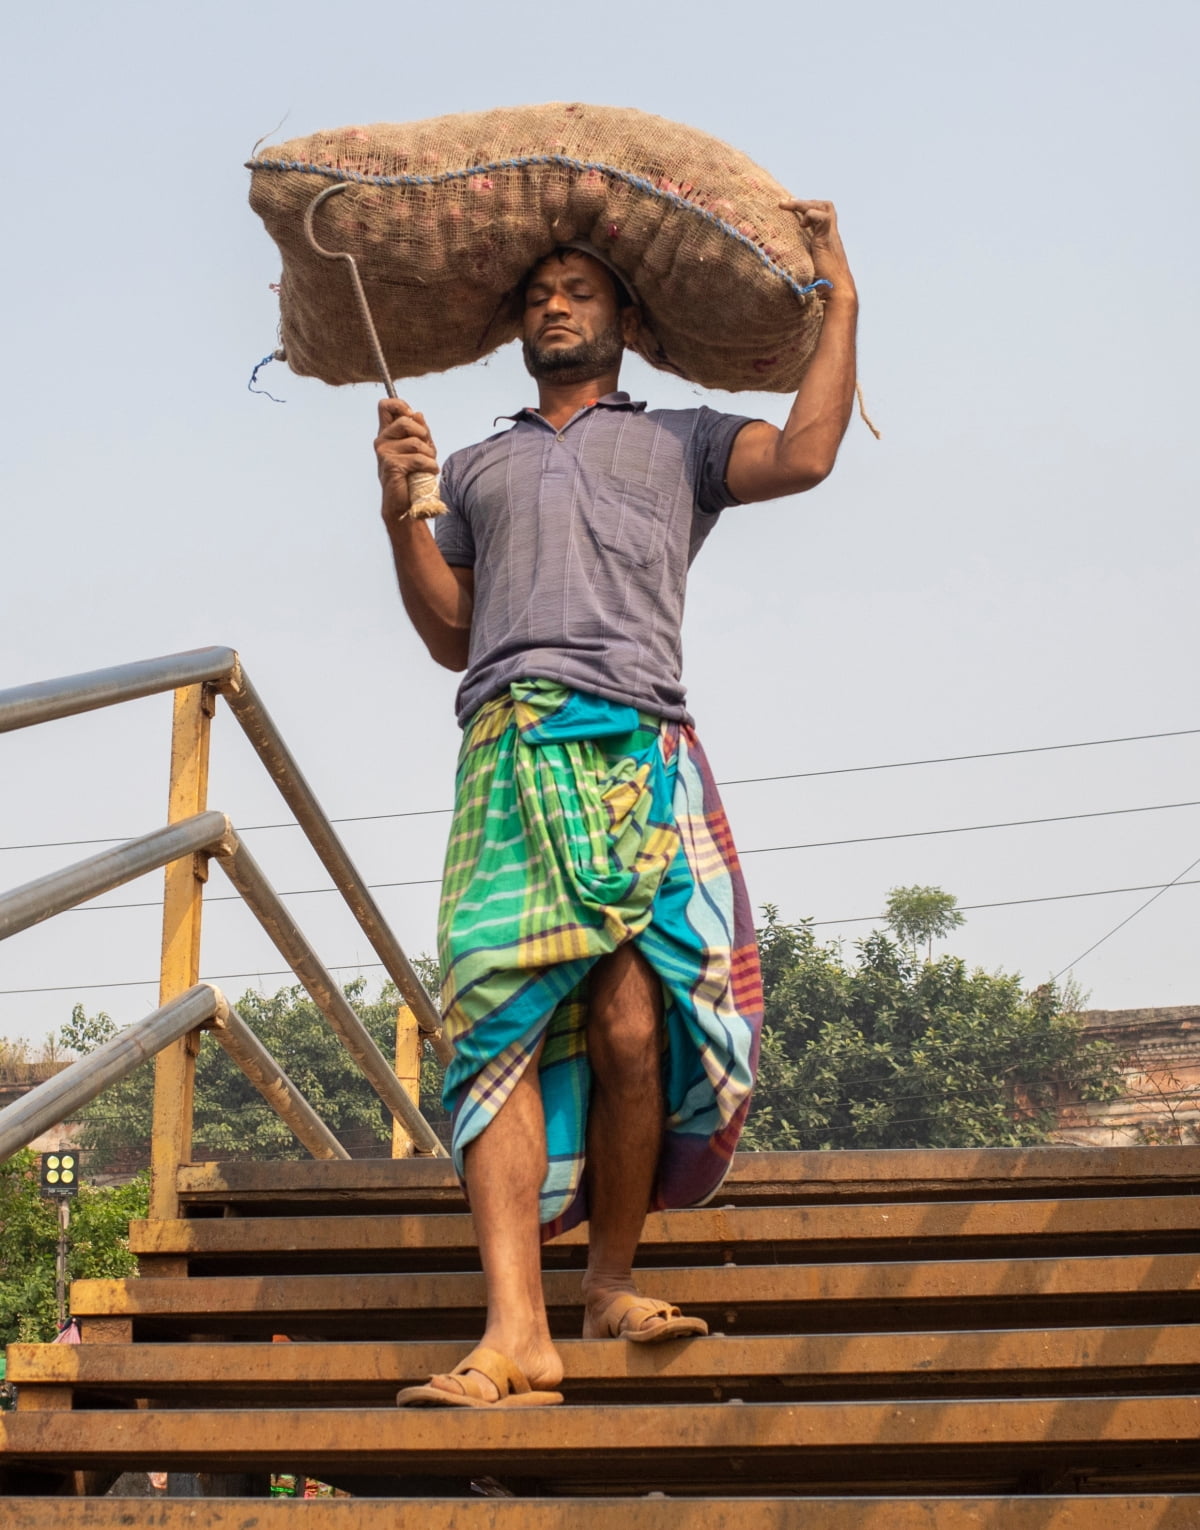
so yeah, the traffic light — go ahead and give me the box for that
[40,1151,81,1198]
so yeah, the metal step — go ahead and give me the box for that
[9,1326,1200,1409]
[3,1399,1199,1494]
[175,1146,1200,1216]
[130,1196,1200,1276]
[4,1495,1200,1529]
[68,1254,1200,1341]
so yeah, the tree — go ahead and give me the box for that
[60,973,449,1174]
[0,1150,147,1347]
[742,906,1122,1151]
[884,884,965,962]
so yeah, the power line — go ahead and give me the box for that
[739,798,1200,859]
[0,962,382,998]
[813,878,1200,927]
[4,875,1199,998]
[3,724,1198,855]
[715,726,1200,787]
[1052,850,1200,980]
[48,797,1200,916]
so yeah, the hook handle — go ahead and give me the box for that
[302,184,447,518]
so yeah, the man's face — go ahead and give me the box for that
[521,251,633,383]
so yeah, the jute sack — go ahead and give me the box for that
[248,102,827,394]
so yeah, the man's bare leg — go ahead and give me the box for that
[581,943,669,1333]
[427,1049,563,1400]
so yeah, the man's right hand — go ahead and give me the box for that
[375,399,441,523]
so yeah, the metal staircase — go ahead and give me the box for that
[2,651,1199,1524]
[4,1146,1200,1522]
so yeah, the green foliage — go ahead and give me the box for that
[0,1150,147,1346]
[884,884,965,961]
[742,907,1123,1151]
[63,971,449,1173]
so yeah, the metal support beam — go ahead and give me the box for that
[0,811,229,943]
[0,984,222,1162]
[150,687,217,1220]
[210,1006,350,1161]
[219,670,452,1064]
[392,1003,421,1159]
[0,647,238,735]
[214,834,446,1157]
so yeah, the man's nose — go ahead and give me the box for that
[544,290,571,316]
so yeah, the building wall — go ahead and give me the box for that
[1052,1006,1200,1147]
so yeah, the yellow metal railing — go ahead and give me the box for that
[0,647,450,1213]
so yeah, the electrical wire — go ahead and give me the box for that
[3,724,1198,855]
[1052,850,1200,980]
[42,798,1200,916]
[4,875,1198,998]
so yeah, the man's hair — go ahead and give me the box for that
[515,247,636,313]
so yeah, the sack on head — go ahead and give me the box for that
[248,102,827,394]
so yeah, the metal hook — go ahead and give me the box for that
[302,183,445,516]
[303,182,398,401]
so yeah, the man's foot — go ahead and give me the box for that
[582,1286,708,1343]
[396,1344,563,1409]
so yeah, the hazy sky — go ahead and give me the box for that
[2,0,1197,1046]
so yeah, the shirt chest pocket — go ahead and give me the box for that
[587,480,671,569]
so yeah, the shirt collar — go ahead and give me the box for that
[495,391,647,426]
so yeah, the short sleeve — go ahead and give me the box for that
[432,450,476,567]
[691,406,760,515]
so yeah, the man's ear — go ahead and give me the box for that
[621,306,642,347]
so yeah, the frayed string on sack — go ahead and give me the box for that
[855,381,881,440]
[248,351,286,403]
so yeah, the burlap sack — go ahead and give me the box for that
[248,102,827,394]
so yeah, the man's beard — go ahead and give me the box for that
[522,321,624,383]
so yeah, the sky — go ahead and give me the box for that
[1,0,1197,1048]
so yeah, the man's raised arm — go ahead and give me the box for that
[724,200,859,504]
[375,399,474,672]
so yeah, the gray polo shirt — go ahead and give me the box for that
[435,393,755,727]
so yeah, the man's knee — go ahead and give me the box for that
[588,946,663,1078]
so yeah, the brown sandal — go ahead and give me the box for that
[582,1291,708,1344]
[396,1345,563,1408]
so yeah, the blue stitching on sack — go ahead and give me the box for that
[248,153,833,302]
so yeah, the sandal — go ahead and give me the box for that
[582,1290,708,1343]
[396,1345,563,1408]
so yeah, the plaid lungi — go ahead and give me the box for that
[438,679,762,1237]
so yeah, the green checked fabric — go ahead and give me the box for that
[438,678,763,1236]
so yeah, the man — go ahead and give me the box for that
[378,201,857,1408]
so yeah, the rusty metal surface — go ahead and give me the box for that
[173,1146,1200,1214]
[126,1196,1200,1267]
[213,836,445,1158]
[211,1007,349,1162]
[66,1254,1200,1333]
[9,1327,1200,1407]
[218,668,451,1064]
[3,1497,1200,1529]
[2,1399,1198,1485]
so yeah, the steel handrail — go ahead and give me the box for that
[209,1005,349,1162]
[0,648,238,735]
[220,669,451,1063]
[215,833,445,1156]
[0,648,450,1062]
[0,983,352,1164]
[0,813,231,943]
[0,985,223,1162]
[0,645,453,1168]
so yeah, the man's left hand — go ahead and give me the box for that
[780,199,856,297]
